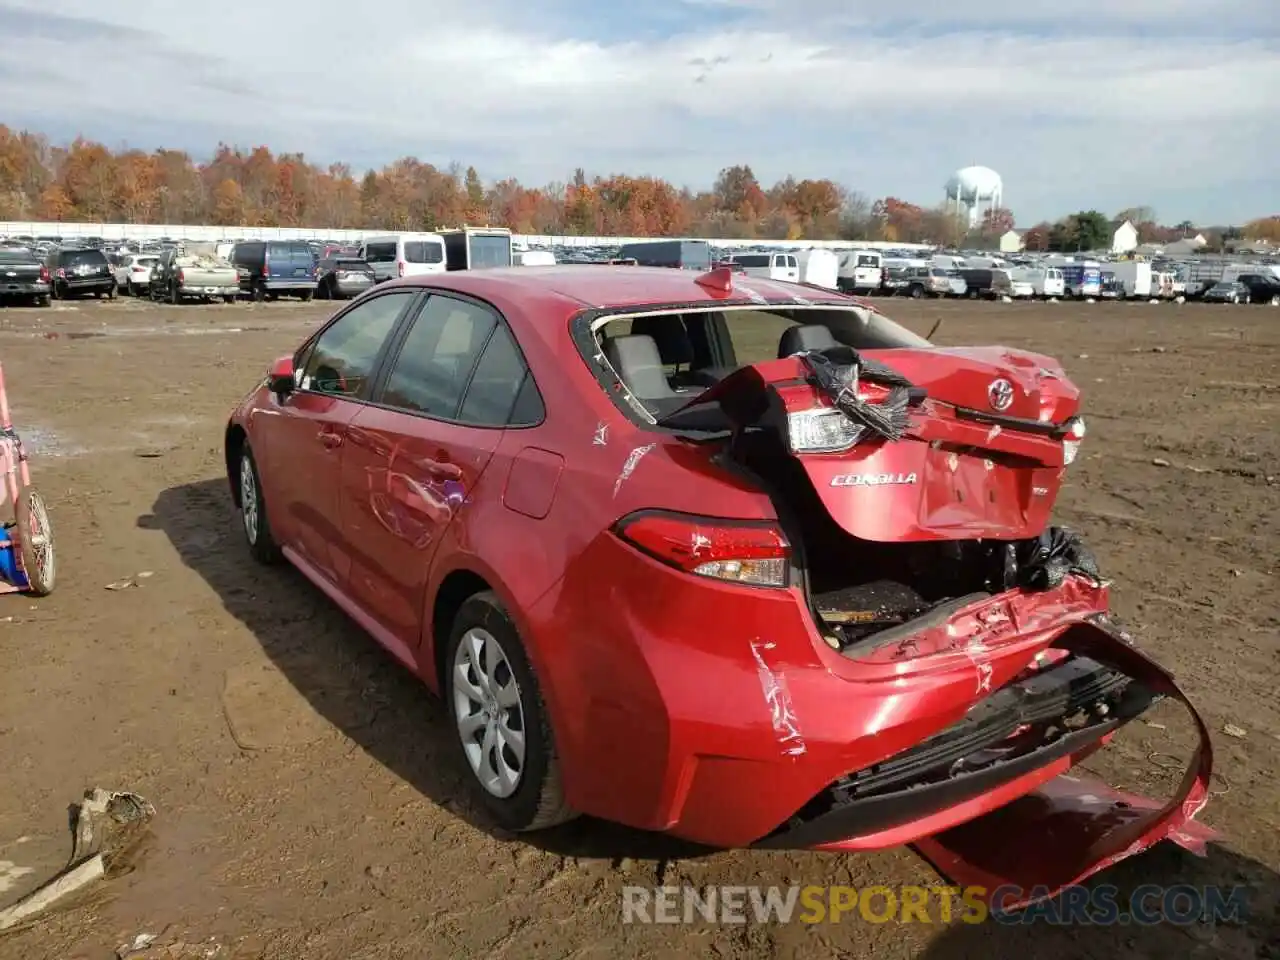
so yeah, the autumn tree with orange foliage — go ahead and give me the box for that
[1243,215,1280,243]
[0,126,1254,243]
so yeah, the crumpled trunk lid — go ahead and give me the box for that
[671,346,1082,542]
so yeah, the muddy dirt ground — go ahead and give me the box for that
[0,294,1276,960]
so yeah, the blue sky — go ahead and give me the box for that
[1,0,1277,225]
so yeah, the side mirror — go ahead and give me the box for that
[267,355,296,395]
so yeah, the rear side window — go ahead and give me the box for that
[299,292,414,397]
[458,324,538,426]
[379,295,496,418]
[403,240,443,264]
[733,254,768,268]
[365,242,395,262]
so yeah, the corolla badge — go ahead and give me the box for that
[987,378,1015,411]
[831,472,917,487]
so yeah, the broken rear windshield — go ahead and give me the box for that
[581,304,932,428]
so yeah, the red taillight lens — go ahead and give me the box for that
[177,269,185,284]
[397,260,405,277]
[614,511,789,587]
[56,267,66,278]
[39,266,50,282]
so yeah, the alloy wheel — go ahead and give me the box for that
[452,627,527,798]
[240,455,259,544]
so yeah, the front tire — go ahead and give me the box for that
[238,444,282,564]
[445,591,575,832]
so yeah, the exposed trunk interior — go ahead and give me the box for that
[726,428,1050,651]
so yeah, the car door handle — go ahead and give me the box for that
[318,430,343,449]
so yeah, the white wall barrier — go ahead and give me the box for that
[0,220,929,252]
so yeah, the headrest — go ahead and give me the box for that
[631,315,695,366]
[603,334,677,400]
[777,324,838,358]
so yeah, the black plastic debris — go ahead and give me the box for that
[797,347,915,442]
[1016,527,1101,590]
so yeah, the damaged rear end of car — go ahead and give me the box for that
[573,284,1214,908]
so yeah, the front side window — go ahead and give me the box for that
[379,295,497,418]
[300,292,415,397]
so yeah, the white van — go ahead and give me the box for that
[1010,265,1066,299]
[726,251,800,283]
[794,249,839,289]
[358,233,447,282]
[836,249,882,293]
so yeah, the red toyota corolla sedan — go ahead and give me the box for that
[225,266,1214,908]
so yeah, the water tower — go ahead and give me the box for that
[944,166,1003,229]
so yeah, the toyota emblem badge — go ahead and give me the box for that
[987,378,1014,411]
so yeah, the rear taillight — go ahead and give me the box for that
[56,267,66,278]
[1062,416,1085,464]
[614,511,789,587]
[787,407,867,453]
[397,260,405,277]
[177,269,185,284]
[39,266,49,283]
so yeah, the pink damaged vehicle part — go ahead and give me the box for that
[908,618,1216,911]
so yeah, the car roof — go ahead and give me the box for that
[378,265,858,313]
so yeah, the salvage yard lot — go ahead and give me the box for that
[0,297,1276,959]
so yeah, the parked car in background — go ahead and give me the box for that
[114,253,160,295]
[359,234,447,283]
[1201,281,1250,304]
[1236,273,1280,305]
[46,247,115,299]
[315,255,376,299]
[0,247,51,306]
[725,252,800,283]
[230,240,317,300]
[149,245,241,304]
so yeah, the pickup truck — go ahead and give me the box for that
[149,244,242,303]
[0,247,51,306]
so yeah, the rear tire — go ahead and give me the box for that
[15,487,55,596]
[223,295,237,304]
[238,444,282,564]
[444,591,576,833]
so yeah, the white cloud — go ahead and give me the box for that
[0,0,1276,222]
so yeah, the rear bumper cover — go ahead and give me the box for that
[0,281,49,295]
[908,619,1215,910]
[752,618,1214,910]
